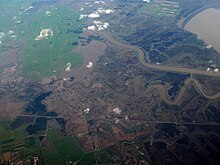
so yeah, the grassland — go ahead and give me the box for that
[21,7,84,80]
[0,0,85,80]
[0,0,22,61]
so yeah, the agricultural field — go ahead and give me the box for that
[0,121,39,162]
[1,122,96,164]
[0,0,84,80]
[141,0,180,16]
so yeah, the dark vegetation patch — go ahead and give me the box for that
[25,92,52,114]
[26,117,47,135]
[156,72,190,99]
[11,116,35,130]
[55,118,66,132]
[205,105,220,123]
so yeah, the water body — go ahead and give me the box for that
[25,91,52,114]
[185,8,220,52]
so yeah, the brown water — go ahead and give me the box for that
[185,8,220,52]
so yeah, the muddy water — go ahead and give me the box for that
[185,8,220,52]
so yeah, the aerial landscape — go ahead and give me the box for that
[0,0,220,164]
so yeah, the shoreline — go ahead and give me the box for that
[179,4,220,29]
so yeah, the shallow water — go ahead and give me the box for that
[185,8,220,52]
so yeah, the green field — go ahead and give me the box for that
[79,152,96,165]
[0,120,39,159]
[53,136,84,162]
[0,0,84,80]
[0,120,104,164]
[0,123,93,164]
[42,142,64,165]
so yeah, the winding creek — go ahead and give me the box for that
[98,31,220,104]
